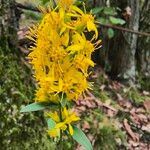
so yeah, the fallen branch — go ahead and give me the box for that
[16,3,150,37]
[96,21,150,37]
[16,2,40,12]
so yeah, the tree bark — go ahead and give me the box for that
[137,0,150,78]
[108,0,140,84]
[0,0,18,51]
[92,0,106,67]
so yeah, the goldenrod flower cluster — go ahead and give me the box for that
[47,107,80,136]
[27,0,100,137]
[28,0,100,103]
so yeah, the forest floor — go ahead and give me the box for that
[75,67,150,150]
[17,1,150,149]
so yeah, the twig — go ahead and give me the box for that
[16,2,40,12]
[96,21,150,37]
[16,3,150,37]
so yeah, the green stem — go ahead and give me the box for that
[58,102,63,150]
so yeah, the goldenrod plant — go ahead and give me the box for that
[21,0,101,149]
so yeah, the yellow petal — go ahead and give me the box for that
[59,78,63,91]
[56,122,67,130]
[71,5,83,15]
[60,26,67,35]
[63,107,68,118]
[48,128,60,137]
[61,31,69,47]
[66,13,80,17]
[87,21,98,39]
[66,44,83,53]
[68,124,74,135]
[70,113,80,122]
[59,8,65,20]
[47,111,60,122]
[86,59,95,67]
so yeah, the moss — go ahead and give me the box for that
[125,87,147,105]
[0,50,54,149]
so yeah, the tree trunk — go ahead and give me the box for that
[0,0,18,51]
[137,0,150,78]
[92,0,106,67]
[108,0,140,84]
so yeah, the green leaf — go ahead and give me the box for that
[96,17,108,25]
[91,7,103,14]
[103,7,117,15]
[72,126,93,150]
[60,93,68,107]
[109,16,125,25]
[20,102,49,112]
[39,0,49,5]
[107,28,114,38]
[47,119,56,129]
[60,98,68,107]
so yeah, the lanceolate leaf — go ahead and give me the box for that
[20,102,50,112]
[60,97,68,107]
[72,126,93,150]
[91,7,103,14]
[109,16,125,25]
[47,119,56,129]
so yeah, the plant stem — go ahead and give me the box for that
[58,103,63,150]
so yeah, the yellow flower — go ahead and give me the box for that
[27,1,101,102]
[47,107,80,137]
[65,6,98,38]
[48,128,60,137]
[55,0,74,9]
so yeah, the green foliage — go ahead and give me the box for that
[109,16,125,25]
[39,0,50,5]
[92,6,125,39]
[138,77,150,91]
[20,102,51,112]
[21,102,93,150]
[47,119,56,129]
[107,28,114,39]
[84,110,127,150]
[25,11,42,20]
[94,125,126,150]
[72,126,93,150]
[125,87,147,105]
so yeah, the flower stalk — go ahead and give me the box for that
[23,0,101,149]
[58,103,63,150]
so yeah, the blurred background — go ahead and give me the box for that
[0,0,149,149]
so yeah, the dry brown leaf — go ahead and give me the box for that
[143,91,150,96]
[100,85,106,91]
[129,140,139,147]
[141,123,150,133]
[112,81,122,90]
[107,109,116,117]
[102,103,117,112]
[130,113,140,125]
[137,114,148,124]
[119,99,132,109]
[143,100,150,112]
[123,119,139,142]
[117,93,123,101]
[135,108,145,113]
[82,121,90,130]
